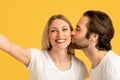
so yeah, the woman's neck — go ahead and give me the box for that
[48,48,70,62]
[48,48,72,71]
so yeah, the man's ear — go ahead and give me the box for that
[91,33,99,42]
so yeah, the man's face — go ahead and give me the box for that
[71,16,90,49]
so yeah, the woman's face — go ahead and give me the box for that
[49,19,71,50]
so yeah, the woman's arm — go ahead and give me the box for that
[0,34,31,66]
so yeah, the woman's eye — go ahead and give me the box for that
[63,28,68,31]
[50,30,57,32]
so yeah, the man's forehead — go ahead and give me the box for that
[78,16,90,24]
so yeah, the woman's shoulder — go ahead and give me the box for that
[72,55,88,77]
[29,48,46,53]
[72,55,85,66]
[29,48,48,57]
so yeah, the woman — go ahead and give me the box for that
[0,14,88,80]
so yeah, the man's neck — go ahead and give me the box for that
[83,49,107,68]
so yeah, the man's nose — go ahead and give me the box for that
[71,30,75,36]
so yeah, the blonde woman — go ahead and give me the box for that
[0,14,88,80]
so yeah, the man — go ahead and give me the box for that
[71,10,120,80]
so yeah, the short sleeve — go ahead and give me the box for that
[27,48,42,69]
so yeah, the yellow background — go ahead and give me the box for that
[0,0,120,80]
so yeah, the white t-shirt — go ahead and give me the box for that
[90,50,120,80]
[28,48,88,80]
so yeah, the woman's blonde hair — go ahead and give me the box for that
[42,14,74,55]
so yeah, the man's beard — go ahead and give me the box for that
[71,42,89,49]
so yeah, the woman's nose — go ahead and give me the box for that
[57,30,63,37]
